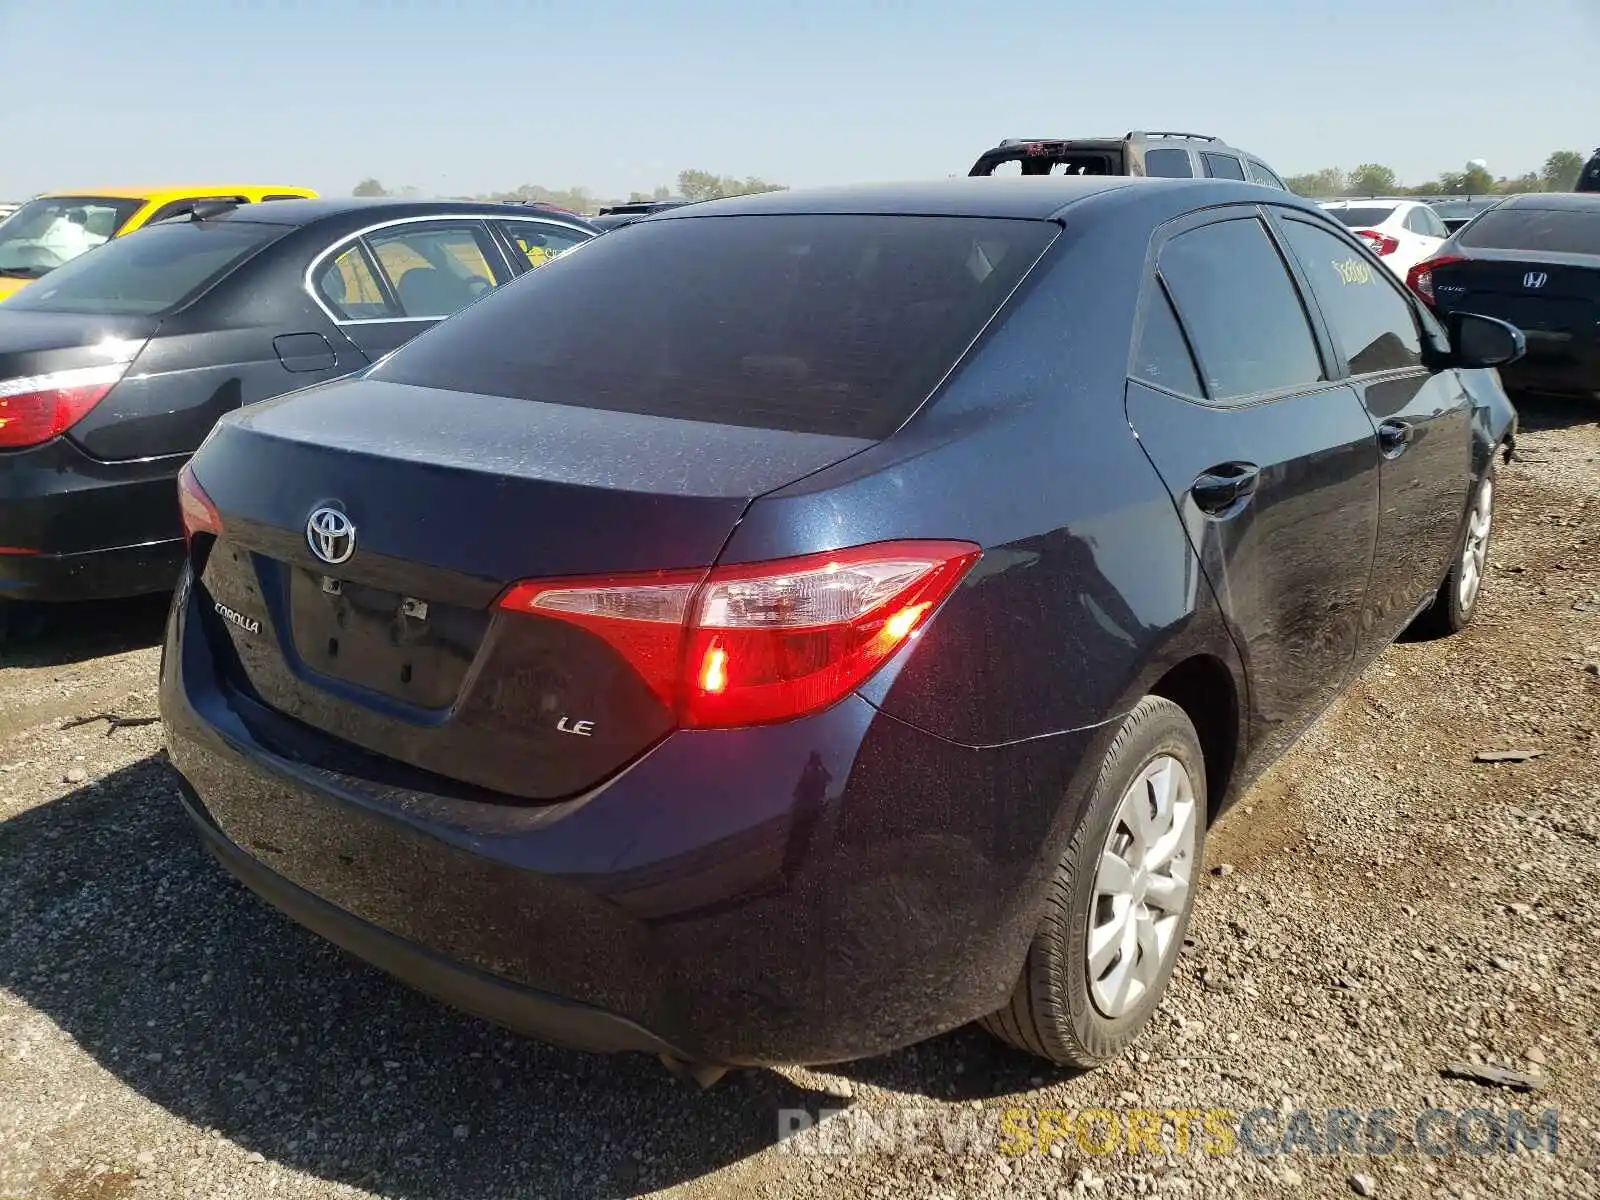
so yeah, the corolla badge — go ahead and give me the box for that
[306,506,356,565]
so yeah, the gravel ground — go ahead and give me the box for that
[1,398,1597,1200]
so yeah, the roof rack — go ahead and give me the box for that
[1128,131,1219,143]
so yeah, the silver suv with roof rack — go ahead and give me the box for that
[968,130,1289,191]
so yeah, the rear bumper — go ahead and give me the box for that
[160,568,1107,1065]
[0,436,185,601]
[1497,358,1599,398]
[175,775,690,1058]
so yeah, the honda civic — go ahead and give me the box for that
[161,178,1520,1074]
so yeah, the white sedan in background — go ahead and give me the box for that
[1318,199,1450,278]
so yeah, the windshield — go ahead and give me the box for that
[375,213,1058,439]
[1459,208,1600,256]
[1323,205,1397,228]
[0,196,144,278]
[3,219,286,315]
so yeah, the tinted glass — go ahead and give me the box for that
[314,243,395,320]
[498,221,589,270]
[1202,153,1247,181]
[1158,218,1324,402]
[1133,287,1202,395]
[376,214,1057,438]
[1247,161,1287,190]
[2,220,282,315]
[1324,205,1397,228]
[1280,220,1422,375]
[1459,208,1600,255]
[1144,149,1193,179]
[367,223,501,318]
[0,195,143,278]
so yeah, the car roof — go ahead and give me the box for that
[1493,192,1600,211]
[652,177,1298,222]
[39,185,316,202]
[185,196,593,228]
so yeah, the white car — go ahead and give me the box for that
[1318,199,1450,278]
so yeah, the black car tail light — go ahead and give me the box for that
[498,540,982,728]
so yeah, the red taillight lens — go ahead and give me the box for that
[0,363,128,449]
[1354,229,1399,257]
[499,540,982,728]
[177,462,223,544]
[1406,254,1467,305]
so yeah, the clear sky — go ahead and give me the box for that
[1,0,1594,201]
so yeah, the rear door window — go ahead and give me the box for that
[1201,153,1247,181]
[497,220,590,271]
[374,214,1058,439]
[1278,219,1424,375]
[1144,148,1194,178]
[365,221,504,318]
[1,220,284,315]
[1157,216,1325,403]
[1458,208,1600,255]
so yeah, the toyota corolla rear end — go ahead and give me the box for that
[160,202,1095,1065]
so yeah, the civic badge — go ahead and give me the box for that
[306,506,356,565]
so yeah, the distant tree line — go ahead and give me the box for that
[350,169,786,214]
[1285,151,1587,198]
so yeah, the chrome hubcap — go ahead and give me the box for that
[1459,475,1493,612]
[1087,755,1198,1019]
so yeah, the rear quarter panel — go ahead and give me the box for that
[70,227,364,462]
[726,195,1247,750]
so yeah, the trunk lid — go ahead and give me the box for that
[1432,253,1600,366]
[0,309,158,375]
[190,376,872,801]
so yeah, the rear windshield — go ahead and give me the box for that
[1,220,283,315]
[0,195,144,279]
[1324,206,1397,228]
[1430,200,1496,221]
[1458,208,1600,255]
[374,213,1057,438]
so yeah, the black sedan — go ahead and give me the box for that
[1407,192,1600,398]
[0,197,596,614]
[161,178,1519,1075]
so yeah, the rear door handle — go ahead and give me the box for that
[1191,462,1260,515]
[1379,419,1414,457]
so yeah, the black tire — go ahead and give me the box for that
[1409,454,1498,639]
[981,695,1207,1067]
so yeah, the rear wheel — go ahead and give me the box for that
[1410,455,1497,638]
[981,696,1206,1067]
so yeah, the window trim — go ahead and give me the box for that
[313,239,400,322]
[304,214,589,325]
[1267,208,1434,384]
[1138,206,1341,409]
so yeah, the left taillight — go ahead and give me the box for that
[0,363,128,449]
[1354,229,1399,257]
[177,462,223,545]
[499,539,982,729]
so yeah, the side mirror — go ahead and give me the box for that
[1448,311,1525,369]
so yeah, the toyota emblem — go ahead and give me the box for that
[306,506,356,565]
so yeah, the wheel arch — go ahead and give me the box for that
[1146,653,1242,821]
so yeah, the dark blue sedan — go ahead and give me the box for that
[160,177,1520,1076]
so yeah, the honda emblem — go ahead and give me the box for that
[1523,271,1548,289]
